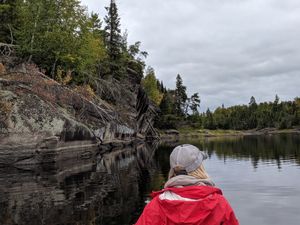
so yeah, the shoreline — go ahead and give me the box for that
[160,128,300,141]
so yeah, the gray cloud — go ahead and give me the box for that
[82,0,300,111]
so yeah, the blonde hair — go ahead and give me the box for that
[168,164,210,180]
[188,164,210,179]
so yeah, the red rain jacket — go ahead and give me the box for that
[135,186,239,225]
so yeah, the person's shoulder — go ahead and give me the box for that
[134,197,164,225]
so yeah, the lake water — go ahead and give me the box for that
[0,134,300,225]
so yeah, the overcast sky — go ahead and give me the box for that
[82,0,300,111]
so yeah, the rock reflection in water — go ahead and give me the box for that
[0,142,159,225]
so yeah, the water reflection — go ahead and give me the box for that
[0,142,159,225]
[0,134,300,225]
[158,134,300,225]
[181,134,300,169]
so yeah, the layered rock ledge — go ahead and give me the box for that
[0,64,158,166]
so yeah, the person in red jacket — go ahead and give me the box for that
[135,144,239,225]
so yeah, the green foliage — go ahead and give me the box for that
[175,74,187,116]
[160,92,175,115]
[152,70,298,132]
[3,0,149,90]
[14,0,92,76]
[189,93,201,115]
[102,1,147,81]
[104,0,122,60]
[142,67,163,106]
[248,96,258,128]
[0,0,18,43]
[198,95,300,130]
[121,40,147,83]
[295,97,300,125]
[203,108,216,129]
[154,114,182,129]
[104,0,123,79]
[75,14,107,84]
[156,75,202,129]
[213,107,230,129]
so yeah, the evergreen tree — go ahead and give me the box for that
[160,81,166,93]
[204,108,215,129]
[0,0,18,43]
[104,0,123,79]
[174,74,187,116]
[190,93,201,115]
[248,96,257,128]
[272,94,280,127]
[249,96,257,107]
[274,94,280,105]
[159,92,174,115]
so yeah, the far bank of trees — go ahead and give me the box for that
[142,72,300,130]
[199,95,300,130]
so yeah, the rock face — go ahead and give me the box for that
[0,63,158,166]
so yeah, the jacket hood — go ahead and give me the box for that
[164,175,215,188]
[151,185,222,199]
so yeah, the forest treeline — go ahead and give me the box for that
[200,95,300,130]
[1,0,147,87]
[144,72,300,130]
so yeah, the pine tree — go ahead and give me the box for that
[104,0,123,79]
[249,96,257,107]
[160,92,174,115]
[274,94,280,105]
[190,93,201,115]
[248,96,257,128]
[272,94,280,126]
[174,74,187,116]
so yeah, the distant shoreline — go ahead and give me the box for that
[160,128,300,140]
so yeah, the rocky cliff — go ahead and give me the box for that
[0,62,159,166]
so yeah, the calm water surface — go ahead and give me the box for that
[0,134,300,225]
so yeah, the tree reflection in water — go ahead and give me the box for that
[0,134,299,225]
[188,134,300,169]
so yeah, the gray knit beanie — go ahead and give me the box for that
[170,144,208,173]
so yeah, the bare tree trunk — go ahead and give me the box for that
[8,24,14,44]
[51,57,58,79]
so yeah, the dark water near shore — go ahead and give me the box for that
[1,134,300,225]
